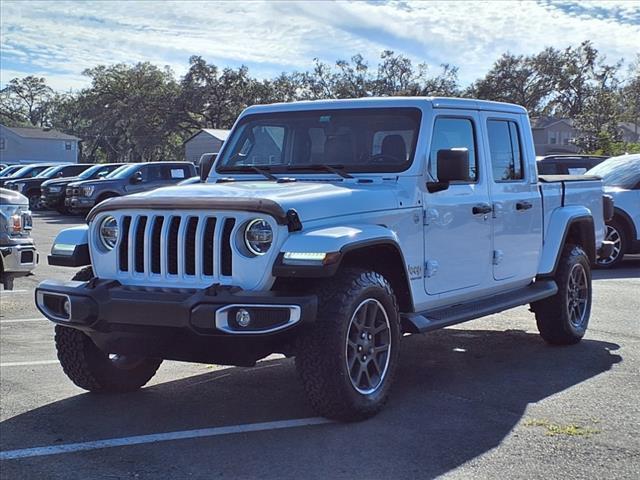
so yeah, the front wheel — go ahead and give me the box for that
[532,244,592,345]
[54,266,162,392]
[295,269,401,421]
[27,192,43,211]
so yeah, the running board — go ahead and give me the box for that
[401,280,558,334]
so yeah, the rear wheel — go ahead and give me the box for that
[596,218,627,268]
[532,245,592,345]
[295,269,401,421]
[55,267,162,392]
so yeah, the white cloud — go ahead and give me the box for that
[1,0,638,91]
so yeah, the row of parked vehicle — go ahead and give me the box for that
[0,161,198,215]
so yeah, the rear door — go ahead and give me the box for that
[423,112,493,295]
[480,113,542,282]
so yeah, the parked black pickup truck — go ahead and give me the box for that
[41,163,124,214]
[67,162,196,212]
[5,164,92,210]
[0,163,59,189]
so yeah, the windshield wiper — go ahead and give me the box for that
[287,164,353,179]
[221,165,278,181]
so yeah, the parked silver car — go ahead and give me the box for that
[0,188,38,289]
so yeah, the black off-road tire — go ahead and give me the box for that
[532,244,592,345]
[295,269,401,421]
[55,267,162,392]
[596,218,628,268]
[27,192,43,211]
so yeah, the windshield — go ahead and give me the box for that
[215,108,422,175]
[106,164,140,179]
[587,155,640,189]
[36,166,64,178]
[0,166,21,177]
[77,164,115,180]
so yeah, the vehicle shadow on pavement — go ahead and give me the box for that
[0,329,622,479]
[32,212,85,225]
[593,258,640,280]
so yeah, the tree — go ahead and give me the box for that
[0,76,53,126]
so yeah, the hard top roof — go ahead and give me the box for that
[242,97,527,116]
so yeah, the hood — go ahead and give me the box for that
[603,185,630,194]
[42,176,81,188]
[70,178,118,188]
[6,177,45,186]
[124,180,404,222]
[0,188,28,206]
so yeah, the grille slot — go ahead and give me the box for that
[167,217,181,275]
[119,216,131,271]
[221,218,235,277]
[202,218,217,276]
[184,217,198,275]
[150,216,164,274]
[134,216,147,273]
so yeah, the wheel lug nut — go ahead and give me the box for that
[363,355,367,361]
[358,346,362,352]
[367,334,372,340]
[361,333,366,339]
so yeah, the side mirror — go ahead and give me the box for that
[200,154,217,182]
[131,171,143,184]
[57,171,65,178]
[427,149,470,192]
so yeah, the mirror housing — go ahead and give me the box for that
[199,153,217,182]
[436,149,470,183]
[130,171,143,184]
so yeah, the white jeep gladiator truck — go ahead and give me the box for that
[36,98,613,421]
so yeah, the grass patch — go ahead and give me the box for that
[524,418,600,437]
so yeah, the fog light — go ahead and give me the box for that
[62,299,71,317]
[236,308,251,327]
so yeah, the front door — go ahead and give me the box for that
[424,113,493,295]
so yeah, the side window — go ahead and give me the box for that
[429,117,477,182]
[166,165,189,180]
[487,120,524,181]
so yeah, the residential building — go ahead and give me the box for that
[530,117,579,156]
[0,124,80,164]
[184,129,230,164]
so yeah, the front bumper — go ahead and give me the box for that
[35,279,317,365]
[68,196,96,209]
[41,191,64,208]
[1,242,38,274]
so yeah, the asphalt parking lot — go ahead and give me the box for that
[1,212,639,479]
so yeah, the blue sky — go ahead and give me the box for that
[1,0,639,91]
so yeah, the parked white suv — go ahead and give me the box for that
[589,154,640,267]
[36,98,612,420]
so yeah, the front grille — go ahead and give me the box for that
[117,213,236,280]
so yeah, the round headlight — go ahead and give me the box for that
[244,218,273,256]
[99,215,119,250]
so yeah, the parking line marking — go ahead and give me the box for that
[0,360,59,367]
[0,417,333,460]
[0,290,28,294]
[0,318,46,324]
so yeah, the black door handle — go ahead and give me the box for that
[516,201,533,211]
[472,203,492,215]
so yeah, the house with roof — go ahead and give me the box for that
[530,117,579,156]
[618,122,640,143]
[0,124,81,164]
[183,129,230,164]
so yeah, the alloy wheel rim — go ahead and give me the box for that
[598,225,622,265]
[345,298,392,395]
[567,263,589,329]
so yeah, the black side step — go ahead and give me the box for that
[402,280,558,334]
